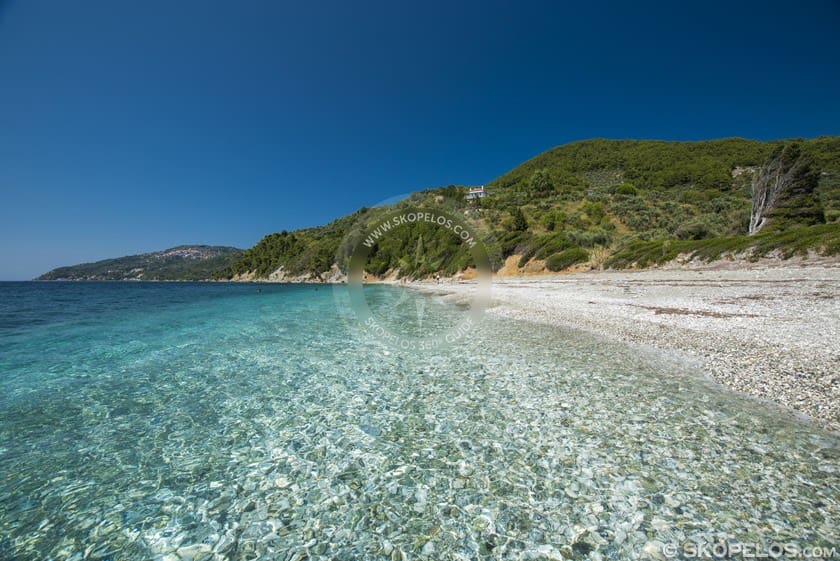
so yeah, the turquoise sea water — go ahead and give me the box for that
[0,282,837,561]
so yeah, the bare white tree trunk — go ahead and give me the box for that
[749,153,804,235]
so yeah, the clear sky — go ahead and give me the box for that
[0,0,838,280]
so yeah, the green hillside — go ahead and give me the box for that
[221,137,840,280]
[38,246,243,281]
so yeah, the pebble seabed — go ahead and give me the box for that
[0,286,837,560]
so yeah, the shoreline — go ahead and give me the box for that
[415,265,840,433]
[26,264,840,432]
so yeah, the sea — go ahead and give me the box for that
[0,282,836,560]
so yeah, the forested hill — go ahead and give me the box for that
[37,246,243,281]
[222,137,840,280]
[38,138,839,282]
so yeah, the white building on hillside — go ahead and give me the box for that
[465,186,487,201]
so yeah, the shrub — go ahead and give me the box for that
[546,247,589,271]
[530,169,555,195]
[614,183,638,196]
[517,245,539,268]
[541,213,557,231]
[675,217,717,240]
[510,207,528,231]
[533,233,574,260]
[581,201,606,222]
[496,231,529,259]
[566,227,613,247]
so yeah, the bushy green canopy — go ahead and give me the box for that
[219,137,840,279]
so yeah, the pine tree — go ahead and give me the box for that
[511,207,528,231]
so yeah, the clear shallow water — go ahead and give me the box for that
[0,282,836,561]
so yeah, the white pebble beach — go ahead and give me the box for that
[417,264,840,433]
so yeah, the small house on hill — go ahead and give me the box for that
[465,186,487,201]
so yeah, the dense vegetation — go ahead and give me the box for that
[46,138,839,281]
[38,246,243,281]
[220,137,840,280]
[223,193,488,280]
[546,248,589,272]
[606,223,840,269]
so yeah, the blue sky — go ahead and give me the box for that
[0,0,838,279]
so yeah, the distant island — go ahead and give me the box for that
[39,137,840,281]
[37,245,243,281]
